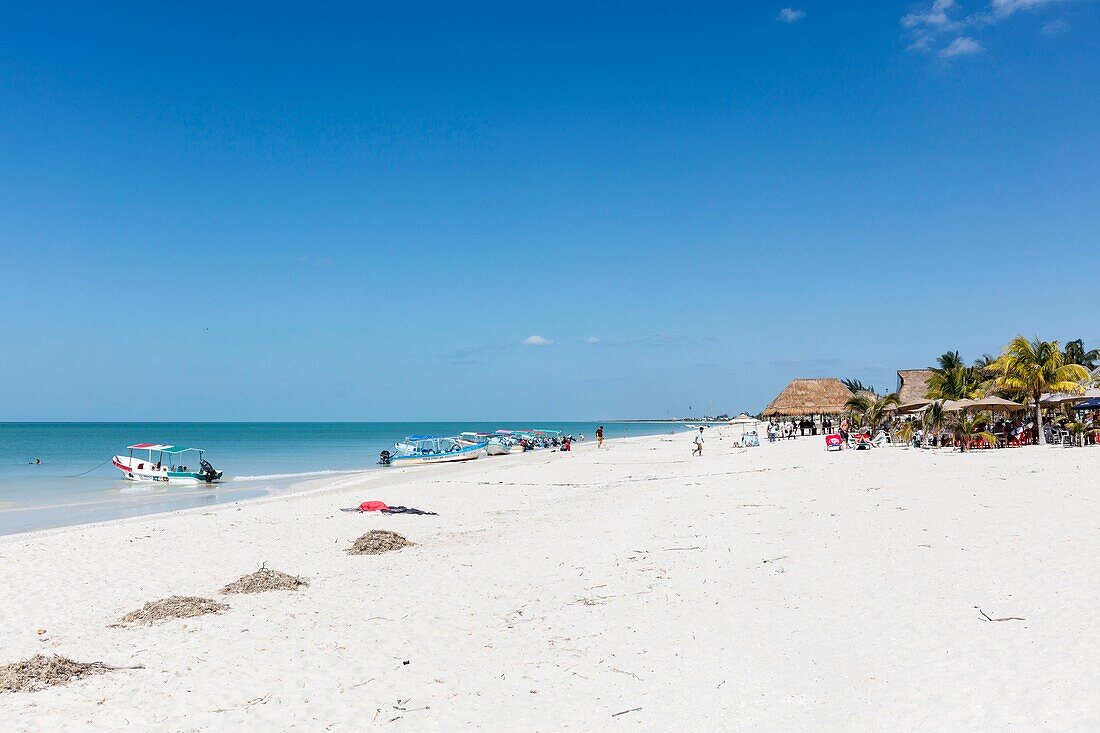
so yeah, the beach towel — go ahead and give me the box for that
[340,501,437,516]
[381,505,438,515]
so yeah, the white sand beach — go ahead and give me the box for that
[2,434,1099,731]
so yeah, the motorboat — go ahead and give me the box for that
[112,443,223,484]
[509,429,563,449]
[458,432,513,456]
[379,435,484,466]
[493,431,528,453]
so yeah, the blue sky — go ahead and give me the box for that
[1,1,1097,421]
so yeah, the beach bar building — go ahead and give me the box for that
[762,378,855,434]
[897,369,933,404]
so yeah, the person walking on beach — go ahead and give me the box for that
[596,425,604,448]
[692,427,704,456]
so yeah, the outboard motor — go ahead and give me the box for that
[379,450,392,466]
[199,459,219,483]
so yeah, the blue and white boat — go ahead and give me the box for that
[379,435,485,466]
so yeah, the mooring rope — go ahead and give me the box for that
[65,457,114,478]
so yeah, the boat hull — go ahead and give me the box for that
[388,448,483,466]
[112,456,223,484]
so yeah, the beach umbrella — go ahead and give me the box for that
[895,399,931,414]
[962,396,1026,411]
[727,413,759,438]
[1041,388,1100,406]
[941,400,969,412]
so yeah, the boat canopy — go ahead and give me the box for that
[128,443,202,454]
[404,435,445,441]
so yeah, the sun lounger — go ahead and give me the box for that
[824,434,843,451]
[849,433,872,450]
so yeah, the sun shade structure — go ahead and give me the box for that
[727,413,761,437]
[1041,388,1100,405]
[127,444,201,454]
[942,397,1025,412]
[762,378,854,417]
[963,396,1026,411]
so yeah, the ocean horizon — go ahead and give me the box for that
[0,421,686,536]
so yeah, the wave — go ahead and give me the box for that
[230,469,363,483]
[119,484,160,495]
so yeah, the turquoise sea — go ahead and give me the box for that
[0,422,684,536]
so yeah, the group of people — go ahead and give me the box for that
[766,421,802,442]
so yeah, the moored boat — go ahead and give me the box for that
[458,432,505,455]
[459,432,523,456]
[380,435,484,466]
[112,444,223,484]
[493,431,528,453]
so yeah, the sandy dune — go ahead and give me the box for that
[2,433,1098,731]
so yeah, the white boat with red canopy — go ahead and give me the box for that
[112,443,223,484]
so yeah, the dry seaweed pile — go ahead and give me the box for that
[347,530,413,555]
[1,654,110,693]
[221,567,309,595]
[117,595,229,626]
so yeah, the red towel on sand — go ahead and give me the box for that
[358,501,389,512]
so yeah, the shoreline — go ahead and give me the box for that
[0,422,681,537]
[0,433,648,542]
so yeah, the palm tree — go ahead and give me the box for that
[937,351,965,371]
[841,378,874,394]
[894,420,917,446]
[973,353,996,370]
[951,411,998,452]
[1063,339,1100,371]
[990,336,1091,445]
[921,400,946,448]
[845,392,900,433]
[927,357,984,401]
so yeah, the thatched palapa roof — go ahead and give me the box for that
[897,369,933,404]
[763,378,854,417]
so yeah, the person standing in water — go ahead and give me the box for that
[596,425,604,448]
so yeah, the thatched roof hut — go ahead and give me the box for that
[896,369,933,404]
[762,378,854,417]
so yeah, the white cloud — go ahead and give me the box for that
[990,0,1064,18]
[940,36,984,56]
[903,0,1071,55]
[582,337,602,345]
[521,335,554,346]
[902,0,959,28]
[1042,18,1069,32]
[777,8,807,23]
